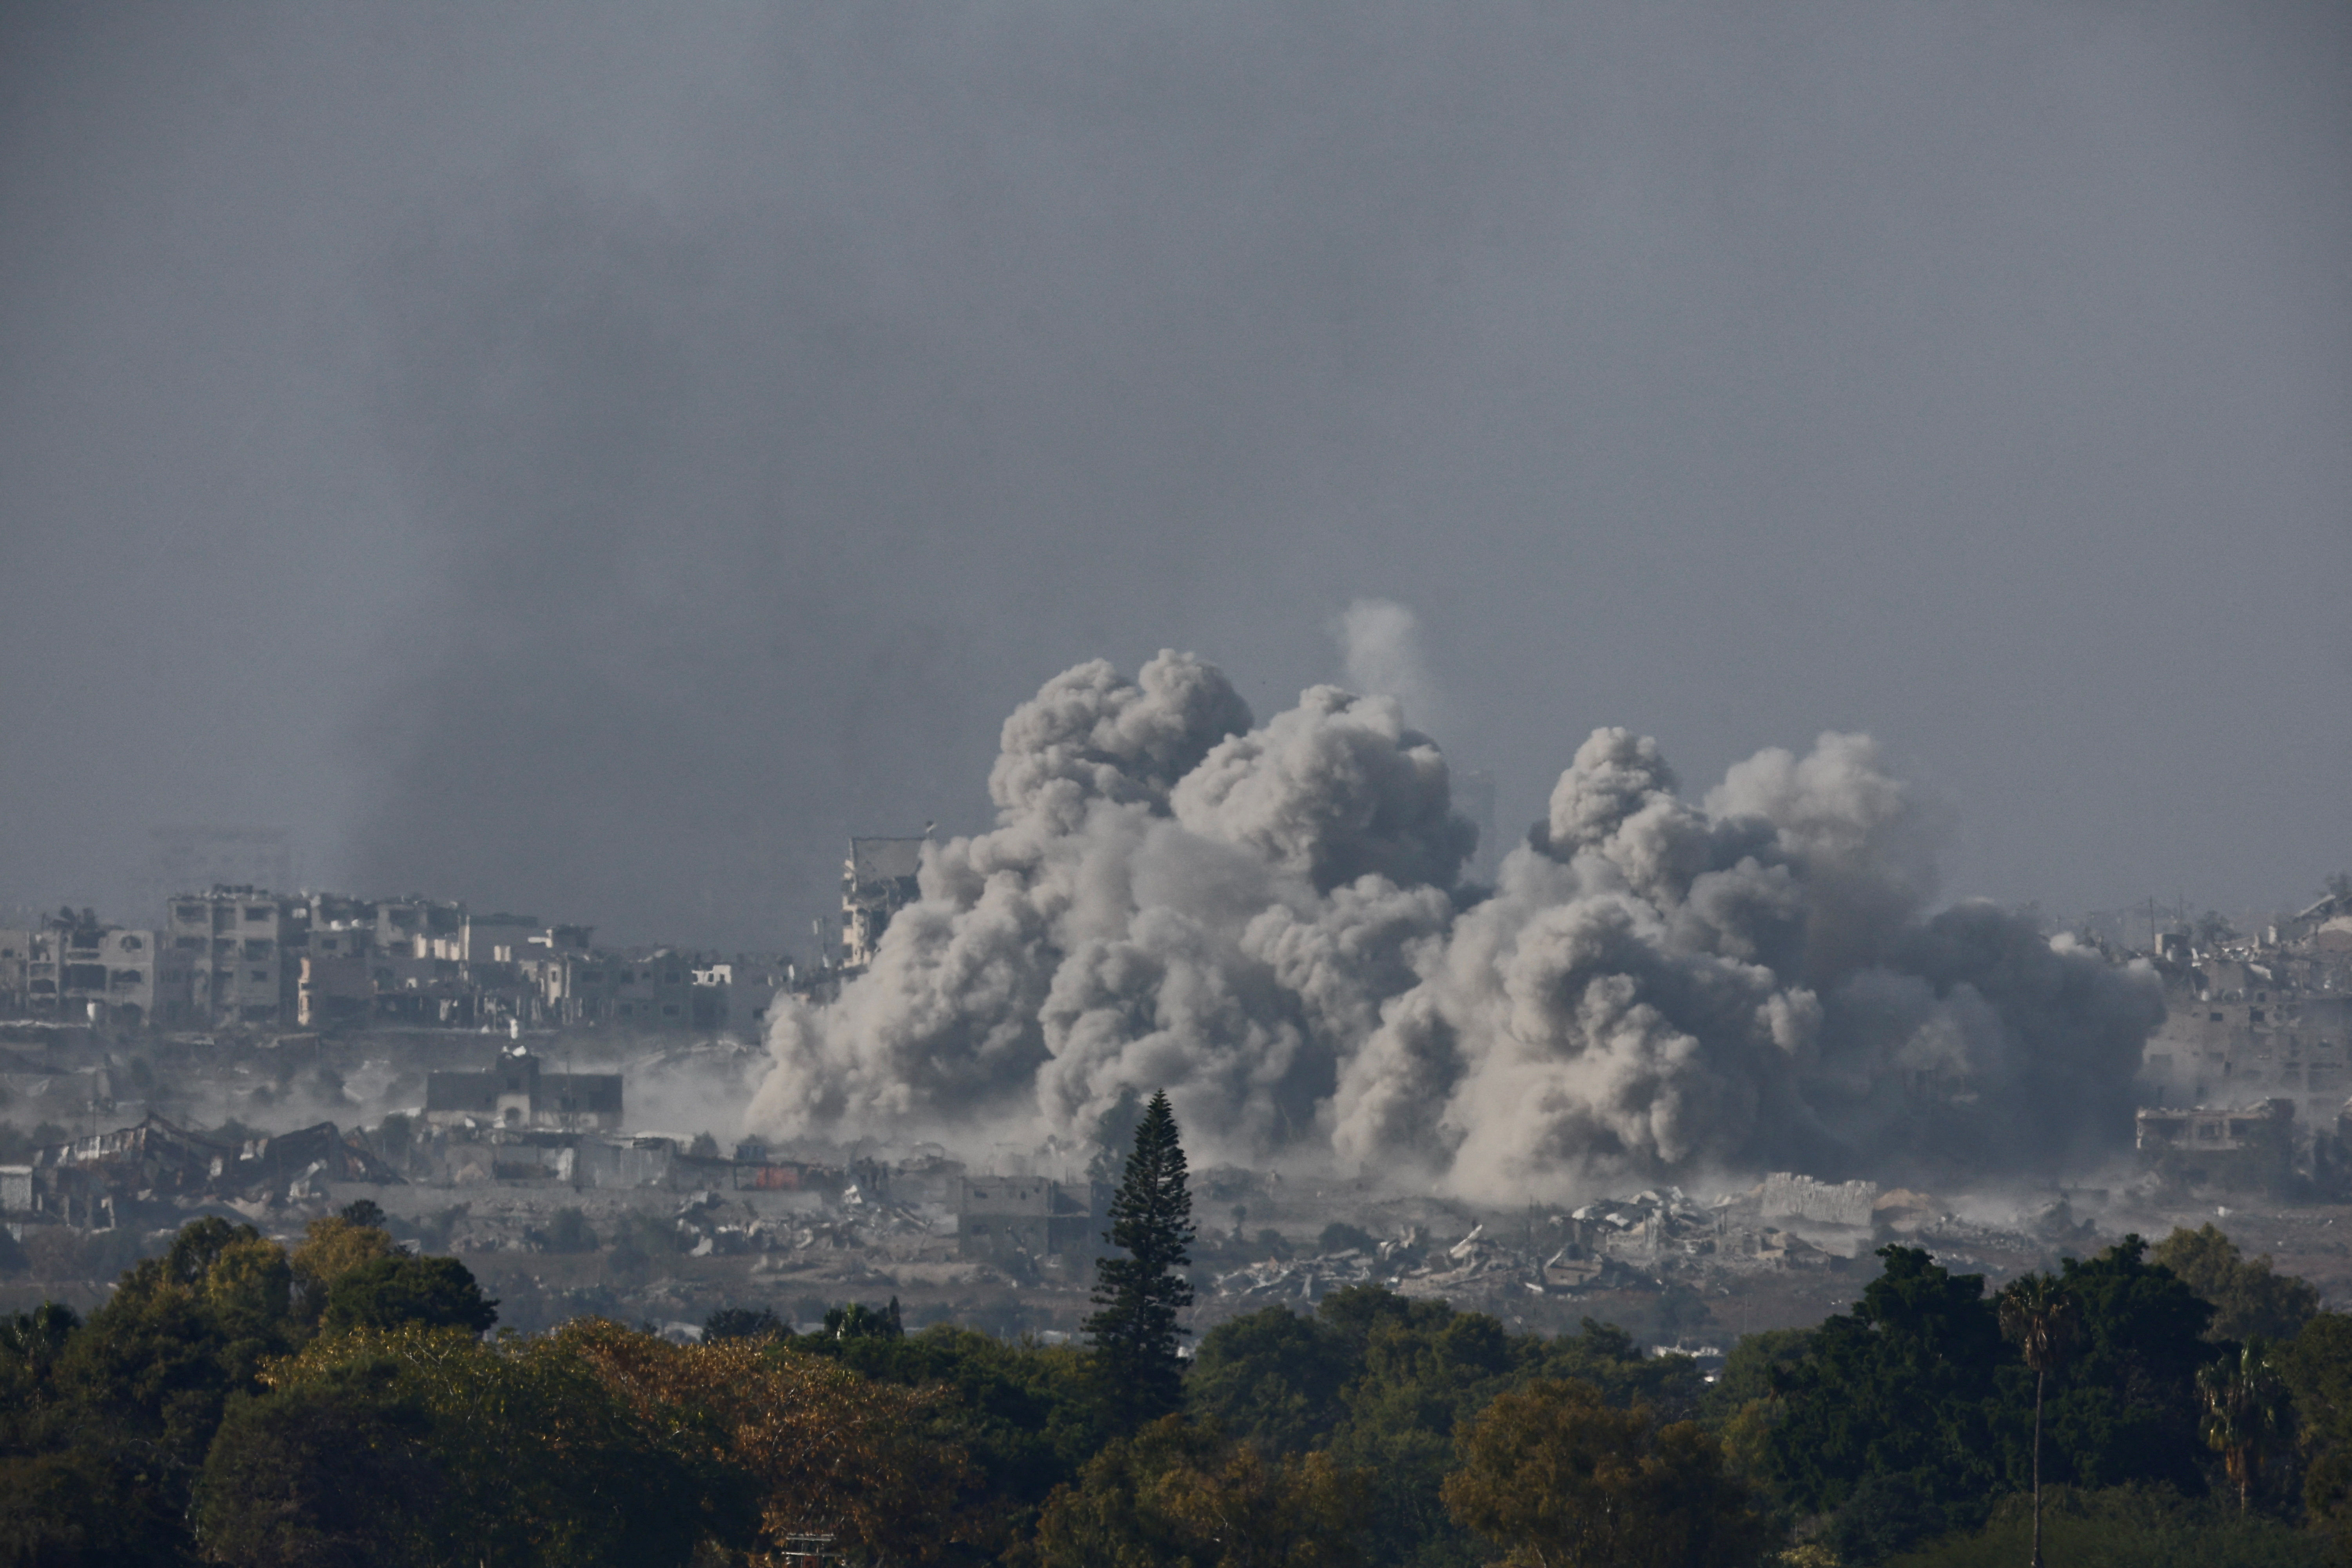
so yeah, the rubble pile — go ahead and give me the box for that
[7,1111,400,1229]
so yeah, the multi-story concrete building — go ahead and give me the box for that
[2,916,186,1028]
[167,888,302,1028]
[841,837,926,970]
[2138,953,2352,1127]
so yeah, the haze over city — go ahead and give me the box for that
[3,2,2347,951]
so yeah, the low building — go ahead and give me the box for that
[955,1174,1107,1265]
[2135,1099,2297,1191]
[423,1049,623,1131]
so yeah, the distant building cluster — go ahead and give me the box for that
[1,832,942,1036]
[2133,889,2352,1189]
[0,889,797,1036]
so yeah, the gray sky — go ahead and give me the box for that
[2,2,2346,950]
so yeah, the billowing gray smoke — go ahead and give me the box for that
[748,653,2160,1200]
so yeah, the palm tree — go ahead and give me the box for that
[1999,1275,2080,1568]
[2198,1342,2290,1513]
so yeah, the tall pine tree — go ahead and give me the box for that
[1084,1089,1196,1429]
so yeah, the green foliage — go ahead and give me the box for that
[703,1305,787,1341]
[1884,1484,2330,1568]
[321,1255,498,1334]
[1760,1245,2007,1542]
[2039,1235,2214,1493]
[1188,1289,1702,1566]
[2279,1312,2352,1534]
[1029,1414,1370,1568]
[194,1362,444,1568]
[1318,1221,1377,1254]
[1443,1378,1769,1568]
[822,1296,905,1340]
[337,1197,388,1230]
[1190,1306,1359,1455]
[1087,1089,1197,1431]
[2196,1342,2291,1512]
[262,1326,720,1568]
[2154,1224,2321,1342]
[803,1321,1108,1541]
[1759,1240,2222,1560]
[1704,1327,1815,1420]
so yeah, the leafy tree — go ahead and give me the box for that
[704,1305,788,1341]
[1880,1483,2330,1567]
[1442,1378,1768,1568]
[822,1297,904,1340]
[336,1198,387,1230]
[1086,1089,1196,1431]
[194,1362,444,1568]
[269,1323,715,1568]
[321,1255,497,1335]
[56,1219,305,1503]
[1318,1221,1377,1255]
[2038,1236,2214,1493]
[1762,1246,2006,1546]
[1997,1276,2079,1568]
[1029,1414,1368,1568]
[2198,1343,2290,1513]
[290,1212,401,1321]
[1190,1306,1359,1456]
[562,1318,978,1564]
[2154,1225,2320,1342]
[1189,1289,1698,1566]
[800,1321,1107,1545]
[2281,1314,2352,1535]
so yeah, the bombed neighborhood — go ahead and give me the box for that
[5,4,2350,1564]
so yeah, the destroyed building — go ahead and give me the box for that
[2136,901,2352,1126]
[2,1111,401,1228]
[1758,1172,1880,1229]
[955,1174,1107,1266]
[2135,1098,2297,1192]
[840,836,926,971]
[424,1049,624,1132]
[0,915,190,1029]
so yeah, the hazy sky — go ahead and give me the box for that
[2,2,2346,950]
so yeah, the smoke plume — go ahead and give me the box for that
[748,652,2161,1200]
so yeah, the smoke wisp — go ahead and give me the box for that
[749,652,2161,1201]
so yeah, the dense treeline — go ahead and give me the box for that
[8,1211,2352,1565]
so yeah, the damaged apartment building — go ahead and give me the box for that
[0,913,193,1030]
[0,886,794,1038]
[2134,890,2352,1187]
[839,836,927,971]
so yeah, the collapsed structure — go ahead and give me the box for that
[0,1112,399,1228]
